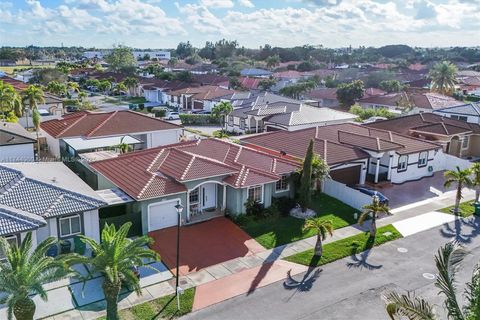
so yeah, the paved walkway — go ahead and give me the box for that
[39,188,475,319]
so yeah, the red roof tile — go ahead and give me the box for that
[41,110,181,138]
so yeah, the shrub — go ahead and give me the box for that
[146,106,153,113]
[272,196,296,217]
[179,114,219,125]
[138,103,145,110]
[245,199,264,218]
[154,109,166,118]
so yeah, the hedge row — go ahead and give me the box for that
[179,114,220,126]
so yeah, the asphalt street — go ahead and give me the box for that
[182,216,480,320]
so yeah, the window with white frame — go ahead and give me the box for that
[228,115,234,126]
[59,215,81,237]
[248,185,263,203]
[0,235,19,259]
[462,136,469,149]
[398,155,408,172]
[189,188,199,204]
[275,175,289,192]
[418,151,428,167]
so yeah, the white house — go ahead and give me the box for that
[0,122,36,162]
[40,110,183,158]
[433,103,480,124]
[0,163,105,255]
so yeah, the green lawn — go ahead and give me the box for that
[238,193,358,249]
[439,200,476,217]
[284,225,402,267]
[0,65,54,74]
[97,287,195,320]
[123,96,148,104]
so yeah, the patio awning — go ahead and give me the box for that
[63,135,142,151]
[95,188,133,205]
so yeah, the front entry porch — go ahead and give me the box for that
[186,182,226,224]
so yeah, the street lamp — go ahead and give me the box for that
[174,202,184,310]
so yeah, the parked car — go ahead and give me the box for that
[66,106,78,113]
[193,110,211,114]
[353,185,389,206]
[166,112,180,120]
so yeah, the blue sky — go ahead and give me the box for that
[1,0,479,49]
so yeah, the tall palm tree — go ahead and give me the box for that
[0,233,74,320]
[303,218,333,257]
[471,162,480,203]
[212,101,233,133]
[0,80,21,120]
[74,223,158,320]
[32,108,41,157]
[122,77,138,96]
[358,195,391,237]
[444,167,473,215]
[429,61,457,95]
[116,136,131,154]
[21,85,45,128]
[384,242,477,320]
[46,81,67,97]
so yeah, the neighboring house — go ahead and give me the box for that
[357,92,410,114]
[407,92,463,113]
[217,77,261,90]
[240,68,272,77]
[366,113,480,159]
[303,88,339,108]
[242,123,444,185]
[434,102,480,124]
[40,110,183,158]
[141,79,193,104]
[363,87,387,98]
[88,138,298,234]
[0,162,105,255]
[167,85,235,112]
[0,122,36,162]
[227,102,356,133]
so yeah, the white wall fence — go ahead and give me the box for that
[439,153,472,171]
[323,179,372,210]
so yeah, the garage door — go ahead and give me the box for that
[148,200,179,231]
[330,165,361,186]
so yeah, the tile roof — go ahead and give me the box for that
[358,92,408,107]
[366,113,480,136]
[0,122,36,146]
[265,105,356,127]
[242,123,440,163]
[0,164,105,235]
[90,138,299,200]
[40,110,181,138]
[409,92,463,110]
[303,88,337,100]
[434,102,480,117]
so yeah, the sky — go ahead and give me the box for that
[0,0,479,49]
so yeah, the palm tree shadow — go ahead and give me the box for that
[153,295,176,319]
[439,215,479,244]
[282,255,323,302]
[346,236,383,270]
[247,246,285,296]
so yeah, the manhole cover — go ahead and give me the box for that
[397,247,408,253]
[423,273,436,280]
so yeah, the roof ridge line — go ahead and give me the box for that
[55,113,88,138]
[86,111,118,137]
[181,155,196,180]
[147,149,166,173]
[44,194,64,215]
[138,174,157,199]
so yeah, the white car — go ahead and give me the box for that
[166,112,180,120]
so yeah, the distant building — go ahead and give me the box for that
[83,50,171,61]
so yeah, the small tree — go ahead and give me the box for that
[0,233,75,320]
[212,101,233,133]
[336,80,365,107]
[444,167,473,215]
[311,155,330,192]
[358,195,390,237]
[299,139,314,212]
[74,223,158,320]
[303,218,333,257]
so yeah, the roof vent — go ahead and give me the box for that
[51,177,57,183]
[280,151,287,156]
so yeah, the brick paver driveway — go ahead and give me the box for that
[149,217,265,276]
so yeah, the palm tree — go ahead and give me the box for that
[311,155,330,191]
[471,162,480,203]
[116,136,131,154]
[67,81,80,94]
[21,85,45,128]
[212,101,233,133]
[78,91,88,102]
[358,195,391,237]
[384,242,477,320]
[74,223,158,320]
[46,81,67,97]
[303,218,333,257]
[122,77,138,96]
[444,167,473,215]
[429,61,457,95]
[32,108,41,157]
[0,80,22,120]
[0,233,74,320]
[113,82,127,96]
[167,57,178,68]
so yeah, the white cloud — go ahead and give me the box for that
[200,0,234,8]
[176,3,229,34]
[238,0,254,8]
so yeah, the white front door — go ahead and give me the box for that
[201,184,216,209]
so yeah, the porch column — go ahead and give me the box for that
[185,190,190,224]
[374,158,380,184]
[255,119,259,133]
[387,154,393,181]
[360,161,367,184]
[222,184,227,211]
